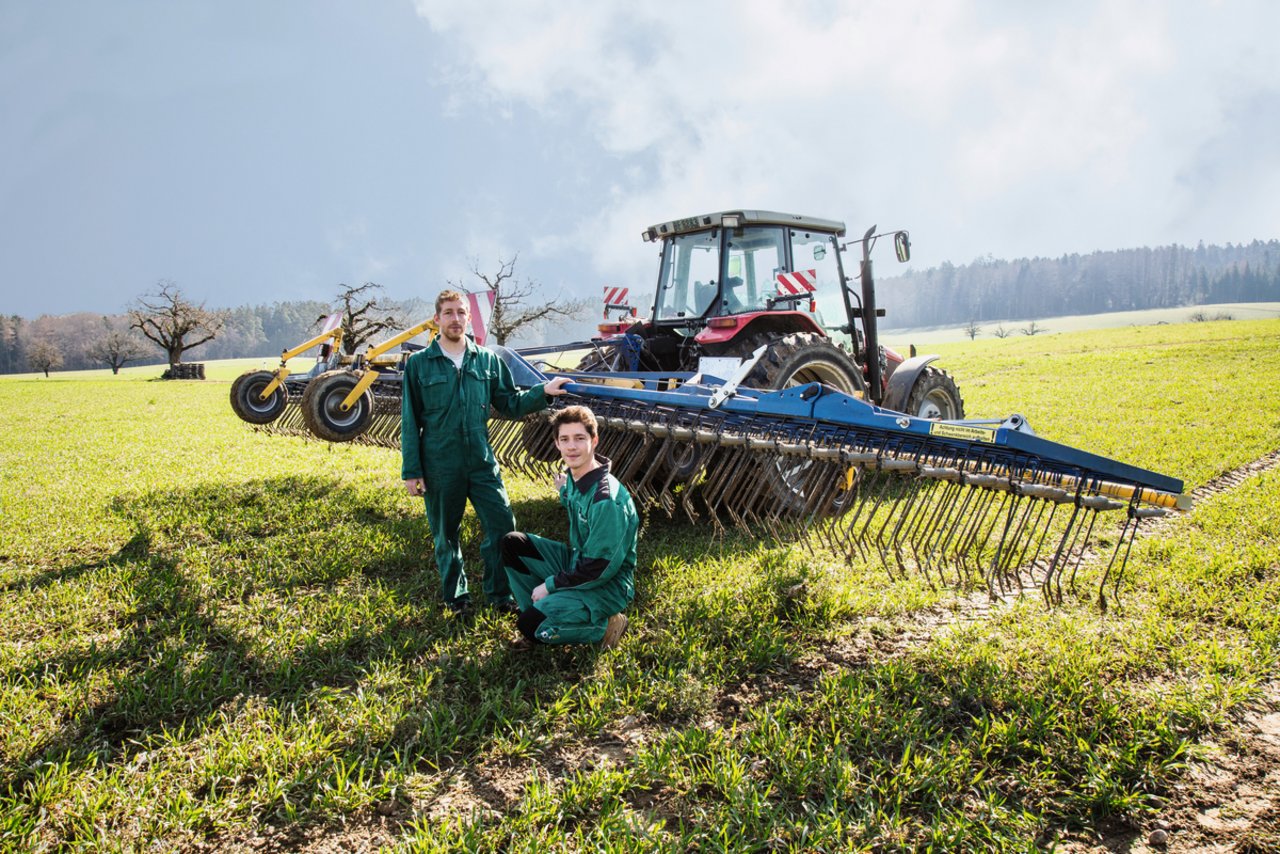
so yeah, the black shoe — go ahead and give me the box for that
[446,600,473,617]
[488,598,520,616]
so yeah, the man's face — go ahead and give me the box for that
[556,422,597,471]
[435,299,469,343]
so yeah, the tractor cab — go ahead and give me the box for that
[644,210,847,330]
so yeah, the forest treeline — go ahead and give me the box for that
[3,238,1279,374]
[0,297,433,375]
[878,238,1280,329]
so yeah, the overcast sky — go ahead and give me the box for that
[3,0,1277,320]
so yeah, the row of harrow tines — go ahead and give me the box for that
[490,351,1190,611]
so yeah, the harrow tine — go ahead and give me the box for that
[921,476,981,588]
[1099,504,1168,613]
[985,492,1028,599]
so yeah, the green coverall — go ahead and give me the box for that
[502,456,639,644]
[401,338,549,608]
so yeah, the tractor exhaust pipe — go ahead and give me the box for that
[859,225,883,405]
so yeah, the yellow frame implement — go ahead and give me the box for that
[335,318,439,411]
[257,326,346,401]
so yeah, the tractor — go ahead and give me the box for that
[577,209,964,420]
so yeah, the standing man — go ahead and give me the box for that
[501,405,639,650]
[402,289,569,615]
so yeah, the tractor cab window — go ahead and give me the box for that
[788,229,842,326]
[789,230,842,294]
[655,230,720,322]
[722,226,786,315]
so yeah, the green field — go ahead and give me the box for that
[1,319,1278,851]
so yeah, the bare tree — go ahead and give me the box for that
[27,339,63,377]
[128,280,225,368]
[992,324,1011,339]
[87,317,152,374]
[455,255,590,346]
[1020,321,1046,336]
[326,282,402,355]
[964,319,982,340]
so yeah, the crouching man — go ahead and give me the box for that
[501,405,639,650]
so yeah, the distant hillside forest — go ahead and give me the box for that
[878,239,1280,329]
[3,238,1279,374]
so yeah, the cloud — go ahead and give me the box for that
[416,0,1277,294]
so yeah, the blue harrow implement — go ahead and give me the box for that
[487,347,1188,611]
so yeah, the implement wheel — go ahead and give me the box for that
[904,367,965,420]
[301,370,374,442]
[230,370,287,424]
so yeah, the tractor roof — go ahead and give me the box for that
[641,210,846,242]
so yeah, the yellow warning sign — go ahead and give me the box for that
[929,423,997,443]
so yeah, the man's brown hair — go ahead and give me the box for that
[552,405,598,440]
[434,289,467,316]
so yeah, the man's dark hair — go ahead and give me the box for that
[434,289,466,316]
[552,405,598,440]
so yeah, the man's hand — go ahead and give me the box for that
[554,470,568,490]
[544,376,571,396]
[531,582,549,603]
[404,477,426,497]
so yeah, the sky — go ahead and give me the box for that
[2,0,1278,325]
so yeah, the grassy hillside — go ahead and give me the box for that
[0,319,1277,850]
[882,301,1280,346]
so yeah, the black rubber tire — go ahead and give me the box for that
[655,437,712,484]
[722,332,866,514]
[576,348,621,372]
[733,332,866,396]
[300,370,375,442]
[903,366,965,420]
[230,370,287,424]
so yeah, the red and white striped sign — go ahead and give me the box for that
[319,311,342,333]
[603,286,630,318]
[776,269,818,295]
[467,289,497,345]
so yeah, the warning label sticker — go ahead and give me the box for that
[929,423,997,443]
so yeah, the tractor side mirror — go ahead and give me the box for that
[894,231,911,263]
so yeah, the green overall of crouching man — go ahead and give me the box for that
[502,405,639,650]
[401,289,569,615]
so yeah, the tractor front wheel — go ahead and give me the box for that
[230,370,287,424]
[904,367,965,420]
[300,370,374,442]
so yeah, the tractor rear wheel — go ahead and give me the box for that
[725,333,866,515]
[301,370,374,442]
[230,370,287,424]
[904,366,965,420]
[737,332,866,396]
[576,347,624,373]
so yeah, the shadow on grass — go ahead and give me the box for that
[3,475,609,827]
[0,530,151,594]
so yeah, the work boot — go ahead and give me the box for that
[600,613,628,650]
